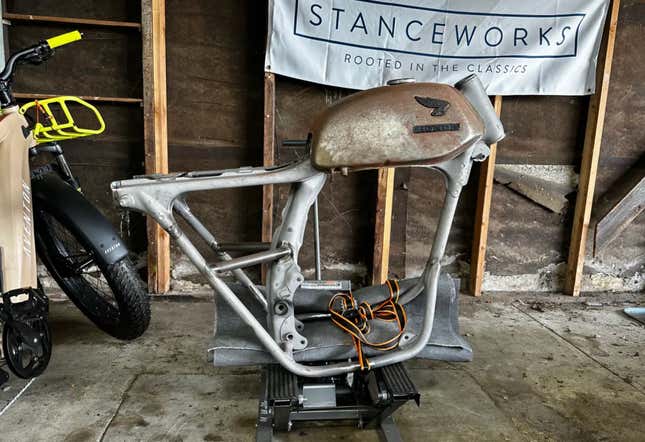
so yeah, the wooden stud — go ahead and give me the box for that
[3,13,141,29]
[470,95,503,297]
[262,73,276,243]
[388,169,410,280]
[261,72,276,282]
[565,0,621,296]
[1,1,9,59]
[142,0,170,294]
[372,168,396,285]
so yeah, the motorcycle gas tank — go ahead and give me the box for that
[310,82,484,171]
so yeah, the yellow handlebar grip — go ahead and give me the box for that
[46,31,82,49]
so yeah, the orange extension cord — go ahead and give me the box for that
[328,279,407,371]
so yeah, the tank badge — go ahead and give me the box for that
[413,123,461,134]
[414,97,450,117]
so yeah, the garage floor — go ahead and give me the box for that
[1,293,644,441]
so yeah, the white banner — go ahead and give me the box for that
[265,0,610,95]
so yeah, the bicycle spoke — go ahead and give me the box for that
[42,213,119,310]
[72,256,95,273]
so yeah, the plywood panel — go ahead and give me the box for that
[5,0,139,21]
[164,0,266,283]
[497,96,587,166]
[275,77,373,283]
[597,0,645,193]
[8,25,142,99]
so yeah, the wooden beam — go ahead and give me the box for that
[565,0,621,296]
[372,167,396,285]
[14,92,142,104]
[3,13,141,29]
[389,169,410,279]
[1,1,10,61]
[494,165,572,215]
[470,95,503,297]
[593,171,644,256]
[142,0,169,294]
[261,72,276,281]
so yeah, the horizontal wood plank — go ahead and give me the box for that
[3,12,141,29]
[14,92,142,104]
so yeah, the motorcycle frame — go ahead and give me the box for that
[111,141,489,378]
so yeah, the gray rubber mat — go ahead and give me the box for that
[209,274,472,367]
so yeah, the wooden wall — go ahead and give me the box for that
[6,0,642,292]
[409,0,644,292]
[274,0,644,293]
[164,0,264,270]
[591,0,644,289]
[5,1,148,255]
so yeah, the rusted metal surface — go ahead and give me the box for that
[310,83,484,172]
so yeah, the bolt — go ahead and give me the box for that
[274,301,289,316]
[119,195,134,207]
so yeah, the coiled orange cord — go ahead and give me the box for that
[328,280,407,371]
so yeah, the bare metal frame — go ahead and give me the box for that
[110,141,489,377]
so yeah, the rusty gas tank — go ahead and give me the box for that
[310,82,485,172]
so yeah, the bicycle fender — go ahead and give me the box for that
[31,173,129,266]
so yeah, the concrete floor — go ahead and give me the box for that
[1,293,644,441]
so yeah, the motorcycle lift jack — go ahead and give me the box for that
[256,362,420,441]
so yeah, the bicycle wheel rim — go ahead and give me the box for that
[37,211,121,323]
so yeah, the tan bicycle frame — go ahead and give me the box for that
[0,106,37,293]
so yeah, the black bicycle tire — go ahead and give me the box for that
[34,208,150,340]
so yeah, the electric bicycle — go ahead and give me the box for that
[0,32,149,385]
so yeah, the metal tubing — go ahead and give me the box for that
[217,242,271,252]
[112,160,322,213]
[455,75,505,145]
[212,247,291,273]
[313,198,322,280]
[173,199,269,311]
[296,312,331,322]
[266,174,327,349]
[113,146,482,377]
[363,145,481,369]
[169,223,361,377]
[290,407,373,421]
[366,184,462,369]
